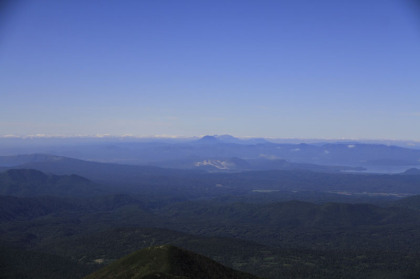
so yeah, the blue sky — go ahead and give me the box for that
[1,0,420,139]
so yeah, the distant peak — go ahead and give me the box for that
[217,134,237,140]
[197,135,220,143]
[403,168,420,175]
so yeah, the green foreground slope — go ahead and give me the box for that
[84,245,262,279]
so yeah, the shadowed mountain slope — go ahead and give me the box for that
[403,168,420,175]
[0,245,94,279]
[4,154,200,185]
[0,169,101,197]
[392,194,420,210]
[83,245,262,279]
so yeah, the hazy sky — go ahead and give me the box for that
[1,0,420,139]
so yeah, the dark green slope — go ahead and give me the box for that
[162,200,420,229]
[392,194,420,210]
[0,195,76,222]
[84,245,262,279]
[0,246,94,279]
[0,193,147,222]
[0,169,101,197]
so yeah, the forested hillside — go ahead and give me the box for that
[1,166,420,278]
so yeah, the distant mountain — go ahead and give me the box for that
[196,135,221,144]
[318,143,420,167]
[3,140,420,171]
[0,154,64,167]
[196,135,269,145]
[2,153,360,179]
[219,135,269,144]
[215,134,243,143]
[83,245,261,279]
[0,169,101,197]
[3,154,192,184]
[402,168,420,175]
[246,158,364,172]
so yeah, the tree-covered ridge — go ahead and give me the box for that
[35,226,420,279]
[83,245,262,279]
[0,169,101,197]
[2,167,420,278]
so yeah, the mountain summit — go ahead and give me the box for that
[83,245,261,279]
[196,135,220,144]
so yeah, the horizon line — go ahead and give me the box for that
[1,134,420,143]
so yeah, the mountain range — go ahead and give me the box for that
[1,135,420,172]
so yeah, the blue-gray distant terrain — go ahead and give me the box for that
[1,135,420,173]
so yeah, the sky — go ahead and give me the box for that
[1,0,420,140]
